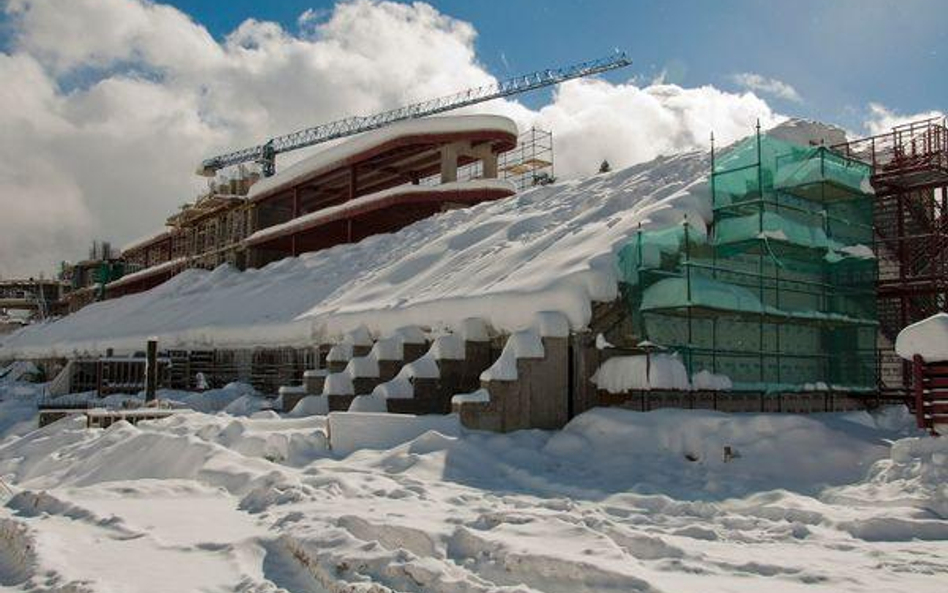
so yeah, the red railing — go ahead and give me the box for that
[913,353,948,435]
[834,116,948,173]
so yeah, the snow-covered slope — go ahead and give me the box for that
[0,152,710,358]
[0,120,845,359]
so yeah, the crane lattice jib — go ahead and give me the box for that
[199,52,632,176]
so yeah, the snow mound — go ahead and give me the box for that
[287,395,329,417]
[896,312,948,362]
[327,412,461,456]
[0,144,712,358]
[591,353,691,392]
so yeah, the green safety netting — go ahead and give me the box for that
[616,131,877,393]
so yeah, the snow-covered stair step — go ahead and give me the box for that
[278,385,308,413]
[325,325,375,373]
[454,312,570,432]
[375,320,493,415]
[322,371,356,412]
[303,368,328,394]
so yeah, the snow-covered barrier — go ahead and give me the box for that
[326,411,460,456]
[896,313,948,434]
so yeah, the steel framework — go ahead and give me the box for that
[198,52,631,177]
[835,117,948,396]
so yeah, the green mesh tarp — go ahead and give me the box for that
[617,130,877,393]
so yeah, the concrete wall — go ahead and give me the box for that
[459,336,569,432]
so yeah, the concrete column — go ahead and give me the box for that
[440,144,459,183]
[482,152,498,179]
[145,338,158,403]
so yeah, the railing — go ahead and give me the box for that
[834,116,948,174]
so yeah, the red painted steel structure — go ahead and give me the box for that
[835,117,948,397]
[913,354,948,435]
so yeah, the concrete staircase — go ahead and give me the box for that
[451,312,571,432]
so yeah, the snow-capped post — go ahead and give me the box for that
[145,338,158,403]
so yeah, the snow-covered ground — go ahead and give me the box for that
[0,377,945,593]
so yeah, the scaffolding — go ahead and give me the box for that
[618,128,878,393]
[426,127,554,190]
[834,117,948,395]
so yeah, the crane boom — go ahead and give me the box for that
[198,51,632,177]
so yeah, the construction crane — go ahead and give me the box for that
[198,51,632,177]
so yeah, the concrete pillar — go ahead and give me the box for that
[440,143,459,183]
[482,152,498,179]
[145,338,158,403]
[569,332,600,417]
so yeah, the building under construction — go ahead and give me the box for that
[107,119,552,297]
[834,117,948,397]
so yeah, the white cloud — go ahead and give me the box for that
[532,79,781,177]
[863,102,944,136]
[0,0,783,277]
[731,72,802,103]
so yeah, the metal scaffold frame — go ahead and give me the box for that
[835,117,948,396]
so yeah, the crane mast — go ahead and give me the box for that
[198,51,632,177]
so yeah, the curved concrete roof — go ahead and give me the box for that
[248,115,518,203]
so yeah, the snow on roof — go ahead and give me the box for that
[245,179,515,246]
[896,313,948,362]
[0,141,713,358]
[106,257,189,290]
[121,228,173,254]
[5,119,859,358]
[247,114,519,202]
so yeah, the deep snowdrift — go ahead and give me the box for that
[1,154,711,358]
[0,383,943,593]
[0,119,845,359]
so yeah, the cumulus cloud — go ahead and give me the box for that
[0,0,783,277]
[863,102,944,135]
[533,79,781,177]
[731,72,802,103]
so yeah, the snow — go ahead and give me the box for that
[456,317,490,342]
[248,114,519,201]
[287,394,329,417]
[120,227,172,254]
[398,352,440,380]
[429,334,465,360]
[105,256,188,290]
[591,353,692,392]
[451,388,490,405]
[0,373,942,593]
[480,329,545,381]
[0,138,711,359]
[326,411,461,456]
[344,354,379,378]
[595,332,614,349]
[839,243,875,259]
[347,393,388,413]
[369,336,403,360]
[896,312,948,362]
[371,376,414,400]
[325,342,353,362]
[343,324,374,347]
[691,368,734,391]
[321,372,354,395]
[532,310,570,338]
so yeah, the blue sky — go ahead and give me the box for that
[163,0,947,132]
